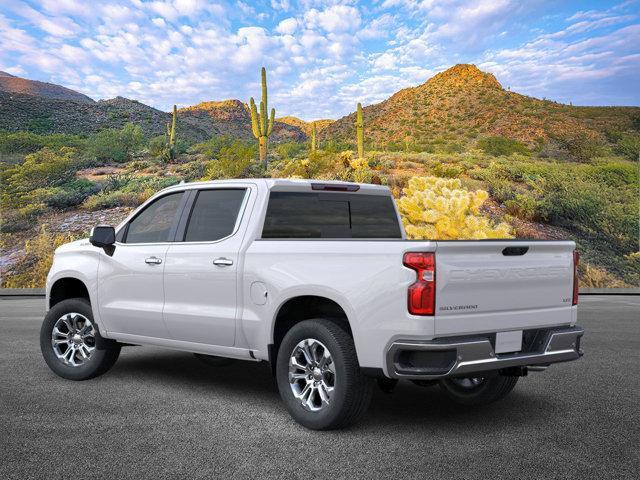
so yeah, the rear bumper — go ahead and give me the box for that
[386,325,584,380]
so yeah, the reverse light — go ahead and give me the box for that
[403,252,435,316]
[573,250,580,306]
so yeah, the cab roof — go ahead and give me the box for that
[160,178,391,195]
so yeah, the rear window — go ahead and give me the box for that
[262,192,402,239]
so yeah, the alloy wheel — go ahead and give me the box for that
[51,313,96,367]
[288,338,336,412]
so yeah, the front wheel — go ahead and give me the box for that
[276,319,373,430]
[40,298,120,381]
[439,375,518,406]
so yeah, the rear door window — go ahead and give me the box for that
[262,192,402,238]
[183,189,246,242]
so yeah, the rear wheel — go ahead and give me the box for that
[40,298,120,381]
[439,374,518,406]
[276,319,373,430]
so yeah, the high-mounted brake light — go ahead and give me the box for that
[573,250,580,306]
[311,183,360,192]
[403,252,435,316]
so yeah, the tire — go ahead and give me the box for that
[193,353,235,367]
[439,374,518,406]
[276,319,373,430]
[40,298,121,381]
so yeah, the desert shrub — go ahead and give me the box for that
[174,160,206,182]
[1,227,77,288]
[432,163,463,178]
[148,135,167,157]
[192,136,254,159]
[27,117,54,134]
[82,190,148,210]
[578,262,628,288]
[555,132,603,162]
[322,139,352,153]
[88,123,144,162]
[615,133,640,160]
[477,136,529,156]
[0,203,47,232]
[275,142,306,160]
[439,142,465,154]
[397,176,513,239]
[30,179,99,209]
[0,131,87,154]
[278,151,337,179]
[475,157,638,255]
[504,194,539,220]
[202,140,256,179]
[0,147,80,209]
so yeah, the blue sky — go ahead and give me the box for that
[0,0,638,120]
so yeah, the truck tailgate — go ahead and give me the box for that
[434,241,576,336]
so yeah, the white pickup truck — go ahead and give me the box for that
[41,179,584,429]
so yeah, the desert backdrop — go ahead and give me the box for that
[0,64,638,288]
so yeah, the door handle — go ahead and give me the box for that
[213,257,233,266]
[145,256,162,265]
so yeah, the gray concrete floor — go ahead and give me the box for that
[1,296,638,479]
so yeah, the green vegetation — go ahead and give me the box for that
[249,67,275,166]
[0,131,87,155]
[477,136,529,156]
[202,139,257,179]
[88,123,144,162]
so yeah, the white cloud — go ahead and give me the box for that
[9,2,80,37]
[276,17,298,35]
[271,0,291,11]
[305,5,361,33]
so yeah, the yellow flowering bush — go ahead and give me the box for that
[397,176,513,240]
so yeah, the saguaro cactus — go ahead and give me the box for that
[250,67,275,166]
[165,104,177,161]
[310,122,317,152]
[355,102,364,160]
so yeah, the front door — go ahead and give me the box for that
[162,187,250,347]
[98,191,184,338]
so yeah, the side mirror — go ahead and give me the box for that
[90,225,116,248]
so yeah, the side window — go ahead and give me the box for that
[124,192,183,244]
[183,189,246,242]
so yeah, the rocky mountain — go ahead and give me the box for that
[179,100,306,142]
[321,64,640,148]
[0,73,305,143]
[277,116,334,135]
[0,71,94,104]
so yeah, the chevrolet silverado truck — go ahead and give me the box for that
[40,179,584,429]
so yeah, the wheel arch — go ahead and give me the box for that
[269,295,354,368]
[49,277,90,309]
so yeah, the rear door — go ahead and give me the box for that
[162,186,252,347]
[434,241,575,336]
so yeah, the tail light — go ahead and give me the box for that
[572,250,580,306]
[403,252,435,316]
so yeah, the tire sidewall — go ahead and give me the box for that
[276,320,352,430]
[40,298,113,381]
